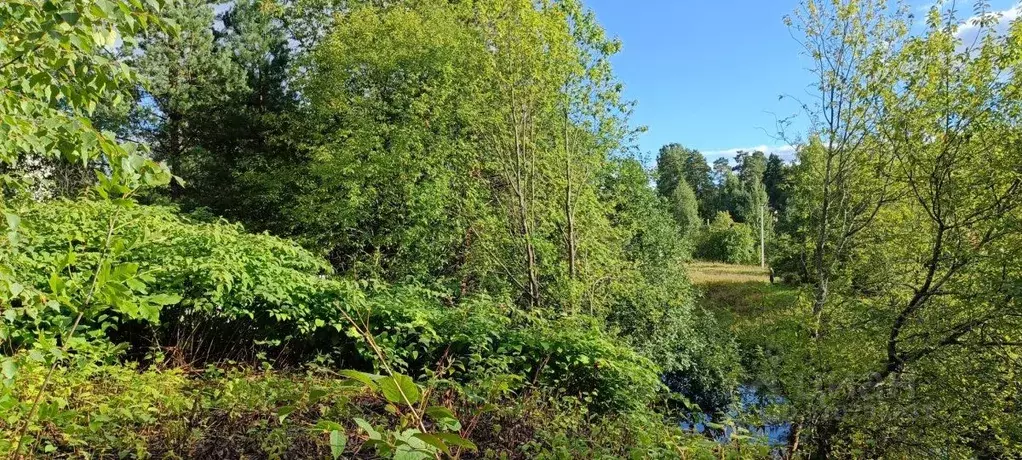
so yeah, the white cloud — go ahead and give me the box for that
[955,4,1020,45]
[701,144,797,163]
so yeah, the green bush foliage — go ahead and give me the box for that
[0,0,763,457]
[6,200,666,413]
[695,212,757,265]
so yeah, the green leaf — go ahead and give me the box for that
[329,430,347,459]
[353,417,381,440]
[378,374,420,405]
[308,388,327,404]
[313,420,343,432]
[425,406,457,421]
[436,433,476,451]
[339,369,379,391]
[1,359,16,379]
[4,212,20,232]
[148,293,181,306]
[59,11,81,26]
[412,433,451,455]
[277,405,296,423]
[49,272,66,295]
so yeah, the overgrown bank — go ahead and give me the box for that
[4,0,1022,457]
[1,200,759,458]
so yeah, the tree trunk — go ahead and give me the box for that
[168,113,184,199]
[563,107,577,283]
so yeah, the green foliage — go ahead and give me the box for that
[0,363,752,458]
[6,199,667,414]
[754,0,1022,456]
[0,0,809,457]
[334,370,476,459]
[762,154,789,213]
[348,288,665,412]
[696,212,757,265]
[285,0,489,281]
[598,159,742,411]
[130,0,247,196]
[0,0,166,183]
[0,360,192,456]
[670,178,701,241]
[655,145,775,269]
[656,143,715,220]
[0,4,176,454]
[6,200,335,351]
[503,395,767,459]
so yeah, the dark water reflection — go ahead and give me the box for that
[680,385,792,449]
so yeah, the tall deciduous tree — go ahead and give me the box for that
[786,0,906,335]
[296,0,490,283]
[778,1,1022,456]
[669,178,700,241]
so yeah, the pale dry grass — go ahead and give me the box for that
[687,261,770,285]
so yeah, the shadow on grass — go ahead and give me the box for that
[697,281,799,317]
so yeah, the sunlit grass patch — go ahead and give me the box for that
[687,262,806,337]
[687,261,771,285]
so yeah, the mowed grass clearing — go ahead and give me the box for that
[687,261,770,285]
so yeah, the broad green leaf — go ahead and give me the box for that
[314,420,343,432]
[378,374,420,405]
[425,406,457,421]
[148,293,181,306]
[308,388,327,404]
[4,213,19,232]
[412,433,451,455]
[329,430,347,459]
[436,433,476,451]
[353,417,381,440]
[339,369,379,391]
[1,359,16,379]
[59,11,81,26]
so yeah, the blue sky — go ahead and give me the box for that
[585,0,1019,163]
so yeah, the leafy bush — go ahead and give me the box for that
[598,159,741,412]
[7,200,664,412]
[0,359,192,456]
[334,286,665,412]
[477,392,764,459]
[695,212,757,265]
[6,199,339,357]
[661,308,742,414]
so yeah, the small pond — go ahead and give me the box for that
[680,385,792,450]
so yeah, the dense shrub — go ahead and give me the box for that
[599,159,740,411]
[0,361,192,456]
[7,200,664,412]
[695,212,757,265]
[8,199,339,359]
